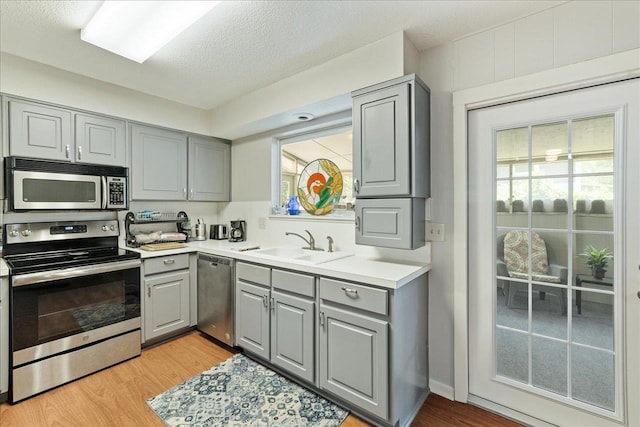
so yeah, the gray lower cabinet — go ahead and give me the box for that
[235,262,316,383]
[319,304,388,419]
[1,277,8,396]
[75,113,126,166]
[355,198,425,249]
[8,99,72,161]
[188,135,231,201]
[235,280,270,359]
[130,123,188,200]
[142,254,191,342]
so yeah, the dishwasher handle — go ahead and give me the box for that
[198,254,235,267]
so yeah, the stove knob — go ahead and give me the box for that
[110,225,116,231]
[102,225,109,231]
[21,230,31,237]
[9,230,18,238]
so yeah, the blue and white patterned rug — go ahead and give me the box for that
[147,353,349,426]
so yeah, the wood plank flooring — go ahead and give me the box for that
[0,331,521,426]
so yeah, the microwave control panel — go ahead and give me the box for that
[106,176,127,208]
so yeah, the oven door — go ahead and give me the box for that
[13,170,102,210]
[11,259,141,366]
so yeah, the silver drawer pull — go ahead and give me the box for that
[163,259,175,265]
[341,287,358,295]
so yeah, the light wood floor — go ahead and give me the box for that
[0,331,521,426]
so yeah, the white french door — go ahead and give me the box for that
[468,79,639,426]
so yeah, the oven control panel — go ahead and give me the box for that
[5,220,120,244]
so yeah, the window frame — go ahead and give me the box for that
[272,122,354,221]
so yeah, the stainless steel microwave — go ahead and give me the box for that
[4,156,129,211]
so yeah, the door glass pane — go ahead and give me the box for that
[496,327,528,382]
[532,336,567,396]
[572,345,615,411]
[573,115,614,174]
[532,122,568,176]
[494,112,617,414]
[532,284,567,340]
[531,177,568,229]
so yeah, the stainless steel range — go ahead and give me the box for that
[3,220,141,402]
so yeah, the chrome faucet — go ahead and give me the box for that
[285,230,322,251]
[326,236,334,252]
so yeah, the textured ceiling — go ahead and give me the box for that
[0,1,562,111]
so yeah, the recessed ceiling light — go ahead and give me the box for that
[294,113,315,121]
[81,1,219,63]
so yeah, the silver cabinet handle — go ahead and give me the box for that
[353,178,360,194]
[147,285,151,298]
[320,311,325,329]
[65,144,70,158]
[270,297,275,312]
[163,259,175,265]
[262,295,269,308]
[355,216,361,231]
[341,287,358,295]
[189,188,194,199]
[77,145,82,160]
[637,290,640,300]
[183,188,187,198]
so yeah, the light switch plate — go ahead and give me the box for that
[258,217,267,229]
[426,222,445,242]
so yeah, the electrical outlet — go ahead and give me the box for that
[258,217,267,230]
[426,222,445,242]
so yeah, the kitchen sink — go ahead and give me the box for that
[250,247,352,265]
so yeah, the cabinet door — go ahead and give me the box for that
[144,270,190,341]
[0,278,8,394]
[353,83,410,197]
[319,304,388,419]
[235,280,270,360]
[188,135,230,201]
[270,290,315,383]
[9,100,72,161]
[75,114,126,166]
[355,198,425,249]
[130,124,187,200]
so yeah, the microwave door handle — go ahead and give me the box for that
[101,176,108,209]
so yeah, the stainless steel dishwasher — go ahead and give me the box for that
[197,254,235,346]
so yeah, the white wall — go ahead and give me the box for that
[209,32,415,140]
[418,0,640,398]
[0,53,211,135]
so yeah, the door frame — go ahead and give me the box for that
[452,48,640,404]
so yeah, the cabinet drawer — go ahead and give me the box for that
[237,262,270,286]
[272,269,315,298]
[320,278,388,316]
[144,253,190,275]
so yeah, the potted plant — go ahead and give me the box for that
[579,245,613,279]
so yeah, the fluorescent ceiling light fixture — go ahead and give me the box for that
[81,1,219,63]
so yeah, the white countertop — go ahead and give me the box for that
[125,240,430,289]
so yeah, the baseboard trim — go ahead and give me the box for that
[429,379,455,401]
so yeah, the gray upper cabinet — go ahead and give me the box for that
[352,74,430,199]
[130,123,188,200]
[188,135,230,201]
[8,99,126,166]
[8,99,72,161]
[75,113,126,166]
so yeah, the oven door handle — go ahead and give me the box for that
[12,259,141,287]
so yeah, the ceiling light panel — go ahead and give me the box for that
[81,1,219,63]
